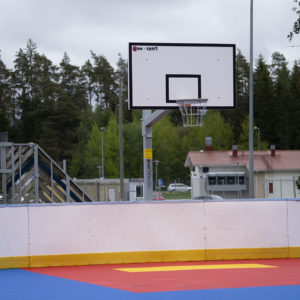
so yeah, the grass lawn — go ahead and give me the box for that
[162,191,192,200]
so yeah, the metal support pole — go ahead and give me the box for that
[50,161,54,202]
[34,144,39,203]
[66,175,70,202]
[154,160,159,191]
[1,144,7,203]
[119,76,124,201]
[63,159,67,172]
[143,110,153,200]
[97,166,102,180]
[11,144,15,203]
[254,126,260,150]
[101,128,105,179]
[18,145,22,203]
[142,109,170,200]
[249,0,254,198]
[96,180,100,202]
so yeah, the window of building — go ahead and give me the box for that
[217,176,226,185]
[227,176,235,185]
[203,167,209,173]
[239,176,245,185]
[136,185,143,197]
[208,176,216,185]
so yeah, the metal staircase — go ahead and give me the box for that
[0,143,93,204]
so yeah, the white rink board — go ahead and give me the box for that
[0,199,299,258]
[204,201,289,249]
[129,43,236,109]
[0,207,28,257]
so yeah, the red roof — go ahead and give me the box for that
[185,150,300,172]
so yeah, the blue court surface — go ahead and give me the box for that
[1,259,300,300]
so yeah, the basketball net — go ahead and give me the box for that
[176,99,208,127]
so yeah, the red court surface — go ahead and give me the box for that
[1,258,300,300]
[24,258,300,292]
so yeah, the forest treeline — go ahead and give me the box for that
[0,40,300,183]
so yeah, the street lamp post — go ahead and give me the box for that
[254,126,260,150]
[96,165,102,202]
[118,74,124,201]
[200,150,204,196]
[97,166,102,179]
[100,127,105,179]
[154,160,160,191]
[249,0,254,198]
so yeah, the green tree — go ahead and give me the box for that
[38,52,87,161]
[271,52,291,149]
[69,107,95,178]
[254,55,275,145]
[202,111,234,149]
[59,52,87,110]
[288,0,300,40]
[289,61,300,148]
[182,111,234,152]
[13,39,58,143]
[90,51,117,111]
[123,112,143,178]
[83,122,102,178]
[0,56,11,132]
[153,116,187,182]
[238,115,268,150]
[69,106,112,178]
[13,39,39,141]
[270,52,288,79]
[81,59,95,107]
[116,54,132,122]
[222,49,249,142]
[103,114,120,178]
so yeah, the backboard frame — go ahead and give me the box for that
[128,42,236,110]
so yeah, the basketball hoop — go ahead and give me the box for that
[176,98,208,127]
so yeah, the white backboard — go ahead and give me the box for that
[128,43,236,110]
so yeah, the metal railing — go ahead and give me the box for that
[0,143,92,204]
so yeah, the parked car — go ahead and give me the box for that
[193,195,223,200]
[152,192,165,200]
[167,183,191,192]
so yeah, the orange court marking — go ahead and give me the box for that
[115,263,277,272]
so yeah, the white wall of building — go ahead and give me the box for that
[0,199,300,259]
[191,166,300,199]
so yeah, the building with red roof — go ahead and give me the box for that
[185,146,300,199]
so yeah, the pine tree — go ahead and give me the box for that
[90,51,117,111]
[123,113,143,178]
[222,49,249,142]
[116,54,132,122]
[253,55,275,145]
[153,116,185,182]
[0,56,11,132]
[288,0,300,40]
[271,52,291,149]
[103,114,120,178]
[41,53,89,161]
[13,39,58,143]
[82,122,102,178]
[81,59,95,107]
[290,61,300,148]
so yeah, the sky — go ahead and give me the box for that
[0,0,300,70]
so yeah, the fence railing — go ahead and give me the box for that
[0,143,92,204]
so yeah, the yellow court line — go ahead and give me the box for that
[115,264,277,273]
